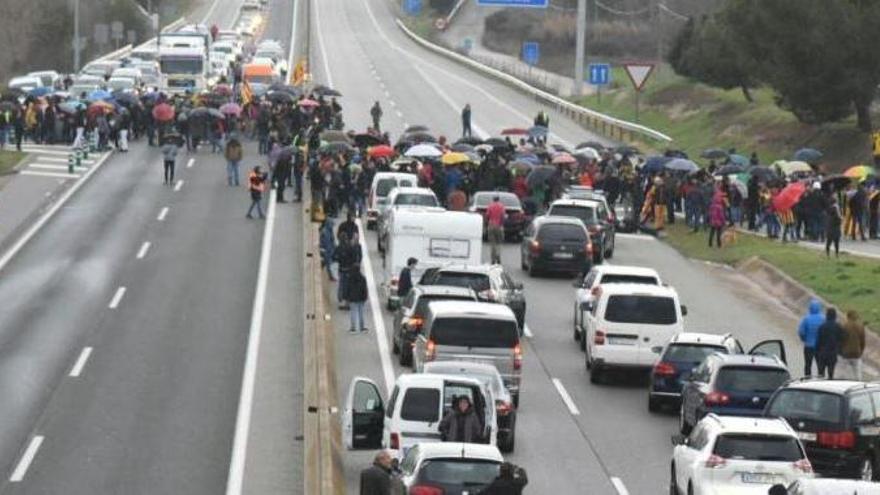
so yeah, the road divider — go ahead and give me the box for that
[69,347,94,378]
[9,435,44,483]
[551,378,580,416]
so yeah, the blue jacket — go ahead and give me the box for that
[798,300,825,349]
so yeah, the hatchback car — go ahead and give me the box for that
[763,380,880,481]
[392,285,477,367]
[547,198,616,262]
[469,191,528,241]
[391,442,504,495]
[520,216,592,277]
[419,264,526,329]
[680,354,790,435]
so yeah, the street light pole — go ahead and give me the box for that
[573,0,586,97]
[73,0,81,72]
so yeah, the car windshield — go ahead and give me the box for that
[604,295,677,325]
[400,387,440,422]
[549,205,598,224]
[765,390,842,424]
[537,224,587,243]
[715,367,790,393]
[419,459,500,486]
[599,274,657,285]
[431,272,490,293]
[664,344,727,363]
[376,178,415,197]
[430,317,518,348]
[713,434,803,462]
[160,58,204,75]
[394,193,437,207]
[475,194,520,209]
[414,296,473,318]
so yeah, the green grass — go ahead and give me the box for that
[0,150,25,174]
[663,222,880,332]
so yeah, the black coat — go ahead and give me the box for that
[397,267,413,297]
[346,271,369,303]
[478,470,529,495]
[359,463,391,495]
[334,242,362,273]
[817,320,843,361]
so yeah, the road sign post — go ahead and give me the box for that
[522,42,539,67]
[623,63,655,122]
[587,63,611,104]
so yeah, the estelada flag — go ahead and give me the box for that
[292,60,308,86]
[240,80,254,105]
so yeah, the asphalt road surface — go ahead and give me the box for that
[311,0,808,493]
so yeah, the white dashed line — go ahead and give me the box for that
[552,378,580,416]
[379,81,385,89]
[174,179,184,192]
[616,233,655,241]
[611,477,630,495]
[136,241,151,259]
[108,286,126,309]
[186,158,195,168]
[9,436,44,482]
[396,110,404,118]
[69,347,93,377]
[157,207,169,221]
[383,90,390,98]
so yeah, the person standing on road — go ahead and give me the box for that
[840,310,866,380]
[707,188,727,248]
[320,218,337,281]
[825,198,842,258]
[816,308,843,379]
[337,210,358,244]
[439,396,484,443]
[161,139,179,185]
[359,450,393,495]
[274,151,292,203]
[370,101,383,132]
[246,166,267,219]
[478,462,529,495]
[346,264,369,334]
[398,257,417,299]
[225,137,243,186]
[798,299,825,377]
[335,231,362,310]
[485,195,506,265]
[461,103,472,138]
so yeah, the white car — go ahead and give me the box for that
[7,76,42,92]
[377,186,439,252]
[107,77,136,93]
[391,442,504,494]
[111,67,143,86]
[572,264,662,350]
[671,415,813,495]
[27,70,61,88]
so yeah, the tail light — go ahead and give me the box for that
[410,486,443,495]
[793,459,813,473]
[513,343,522,370]
[425,339,436,362]
[704,391,730,406]
[529,240,541,254]
[652,361,676,377]
[817,431,856,449]
[704,454,726,469]
[593,330,605,345]
[585,241,593,256]
[405,316,423,331]
[496,400,513,416]
[390,432,400,450]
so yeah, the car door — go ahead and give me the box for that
[748,340,787,365]
[675,423,707,490]
[343,377,385,450]
[574,271,597,330]
[418,267,438,285]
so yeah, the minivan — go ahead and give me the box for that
[366,172,417,229]
[413,301,522,406]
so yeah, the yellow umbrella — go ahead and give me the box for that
[441,152,471,166]
[844,164,876,181]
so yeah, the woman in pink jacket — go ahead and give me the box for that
[708,187,728,248]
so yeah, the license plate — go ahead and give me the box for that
[553,252,574,259]
[797,431,817,442]
[741,472,775,484]
[607,336,636,345]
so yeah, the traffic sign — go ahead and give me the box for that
[404,0,422,16]
[588,63,611,86]
[623,63,655,91]
[522,42,539,67]
[477,0,548,6]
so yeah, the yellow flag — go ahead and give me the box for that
[241,80,253,105]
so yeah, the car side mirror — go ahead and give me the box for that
[680,305,688,316]
[671,434,687,446]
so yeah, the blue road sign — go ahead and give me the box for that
[588,63,611,86]
[462,38,474,53]
[477,0,549,7]
[404,0,422,16]
[522,42,539,66]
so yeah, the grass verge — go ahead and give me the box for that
[663,222,880,332]
[0,151,25,175]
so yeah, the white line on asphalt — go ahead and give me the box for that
[616,233,655,241]
[0,151,112,275]
[40,157,94,164]
[523,324,533,338]
[28,163,83,171]
[174,180,184,192]
[286,0,300,76]
[19,148,74,156]
[379,81,386,89]
[108,286,126,309]
[552,378,581,416]
[19,170,80,179]
[410,64,489,139]
[312,0,335,88]
[157,207,169,221]
[388,100,396,107]
[224,195,277,495]
[356,219,396,394]
[395,110,403,118]
[383,90,391,98]
[611,477,630,495]
[136,241,151,259]
[200,0,223,23]
[9,435,43,482]
[69,347,93,377]
[186,158,195,168]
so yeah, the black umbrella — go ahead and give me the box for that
[615,145,640,156]
[451,143,474,153]
[354,133,383,148]
[455,136,484,146]
[748,166,777,182]
[715,164,746,175]
[188,107,224,120]
[402,131,436,143]
[404,124,430,133]
[312,84,342,97]
[265,91,296,104]
[822,174,851,191]
[701,148,728,160]
[526,165,557,188]
[485,137,512,149]
[269,83,301,95]
[576,141,605,151]
[112,91,139,107]
[319,141,354,154]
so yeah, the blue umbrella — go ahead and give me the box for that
[87,89,113,101]
[664,158,699,173]
[28,87,52,97]
[515,153,541,165]
[728,154,749,166]
[793,148,823,165]
[528,125,548,138]
[642,155,672,173]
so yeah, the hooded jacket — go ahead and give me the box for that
[798,300,825,349]
[840,311,867,359]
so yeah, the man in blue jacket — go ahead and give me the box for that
[798,299,825,377]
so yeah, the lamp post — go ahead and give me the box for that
[573,0,586,96]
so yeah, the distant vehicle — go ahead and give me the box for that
[391,443,504,495]
[393,285,477,367]
[670,415,813,495]
[547,198,616,262]
[81,60,121,78]
[469,191,528,241]
[377,186,439,252]
[7,76,42,92]
[764,380,880,481]
[106,77,137,93]
[68,84,100,99]
[679,353,790,435]
[111,68,143,87]
[520,215,592,277]
[130,46,158,62]
[366,172,417,229]
[242,63,277,85]
[159,46,208,93]
[26,70,61,89]
[419,264,526,329]
[132,62,161,88]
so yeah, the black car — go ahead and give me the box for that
[392,285,477,367]
[469,191,529,241]
[419,264,527,330]
[520,216,592,277]
[547,198,616,262]
[763,379,880,481]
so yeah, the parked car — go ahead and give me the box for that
[547,198,616,262]
[419,264,526,329]
[390,442,504,495]
[392,285,477,367]
[469,191,528,241]
[520,216,592,277]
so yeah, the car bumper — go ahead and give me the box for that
[703,405,765,418]
[805,446,864,478]
[593,347,656,370]
[530,256,590,273]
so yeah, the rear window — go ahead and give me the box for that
[599,274,658,285]
[765,390,842,424]
[376,179,398,197]
[395,193,437,206]
[715,367,790,393]
[414,296,474,317]
[475,194,521,208]
[430,317,518,348]
[419,459,500,486]
[549,205,597,224]
[664,344,727,363]
[537,224,587,243]
[713,434,803,462]
[400,388,440,422]
[432,272,490,293]
[604,295,677,325]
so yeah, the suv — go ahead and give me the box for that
[547,198,615,262]
[572,265,662,349]
[649,333,786,412]
[392,443,504,495]
[469,191,528,241]
[680,354,790,435]
[763,380,880,481]
[520,216,592,277]
[392,285,477,367]
[419,265,526,329]
[670,415,813,495]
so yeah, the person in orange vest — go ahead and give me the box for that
[246,166,267,219]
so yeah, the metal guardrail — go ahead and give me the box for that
[161,17,187,33]
[395,19,673,145]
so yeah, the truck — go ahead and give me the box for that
[158,46,208,93]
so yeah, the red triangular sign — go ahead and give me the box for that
[624,63,655,91]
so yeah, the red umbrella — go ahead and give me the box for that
[501,127,529,136]
[551,153,576,165]
[298,99,320,108]
[86,101,114,118]
[772,182,807,211]
[152,103,175,122]
[368,145,395,158]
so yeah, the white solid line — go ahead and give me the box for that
[108,286,126,309]
[136,241,151,259]
[20,148,74,156]
[356,219,396,394]
[9,436,44,482]
[173,180,184,192]
[39,157,94,164]
[312,0,334,88]
[611,477,630,495]
[286,0,300,78]
[224,195,276,495]
[616,233,655,241]
[186,158,195,168]
[157,207,169,221]
[69,347,93,377]
[19,170,80,179]
[388,100,396,107]
[0,151,112,275]
[523,324,533,338]
[552,378,581,416]
[395,110,404,118]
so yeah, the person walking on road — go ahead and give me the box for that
[485,195,506,265]
[246,166,267,219]
[816,308,843,379]
[478,462,529,495]
[337,210,358,244]
[798,299,825,377]
[461,103,472,138]
[398,257,417,299]
[273,152,292,203]
[359,450,393,495]
[370,101,383,132]
[440,396,484,443]
[225,137,243,186]
[825,198,842,258]
[346,264,369,334]
[840,310,866,380]
[320,218,337,281]
[161,139,179,185]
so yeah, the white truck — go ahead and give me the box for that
[158,46,208,93]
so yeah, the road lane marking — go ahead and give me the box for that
[108,286,126,309]
[69,347,93,377]
[9,436,44,482]
[19,170,80,179]
[410,64,489,139]
[388,100,396,107]
[611,477,630,495]
[174,180,184,192]
[225,196,277,495]
[552,378,580,416]
[157,207,169,221]
[28,164,83,171]
[395,110,403,118]
[136,241,151,259]
[523,324,533,338]
[356,219,396,394]
[312,0,335,87]
[186,158,195,168]
[616,233,655,241]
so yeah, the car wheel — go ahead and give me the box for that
[679,403,692,435]
[589,365,603,384]
[649,395,662,413]
[669,463,679,495]
[859,456,875,481]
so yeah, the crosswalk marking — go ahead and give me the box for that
[19,170,80,179]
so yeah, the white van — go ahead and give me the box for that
[383,208,483,309]
[583,283,686,384]
[377,187,439,252]
[366,172,417,229]
[343,373,498,457]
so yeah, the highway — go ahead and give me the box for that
[311,0,808,493]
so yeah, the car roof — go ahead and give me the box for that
[428,301,516,320]
[670,332,733,346]
[597,283,678,297]
[414,285,476,298]
[550,198,602,208]
[532,215,587,228]
[592,264,661,278]
[423,361,501,377]
[702,415,797,436]
[781,378,879,395]
[415,442,503,462]
[710,353,785,368]
[434,264,498,275]
[374,172,417,180]
[397,373,483,388]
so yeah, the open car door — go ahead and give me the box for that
[749,340,787,365]
[343,376,385,450]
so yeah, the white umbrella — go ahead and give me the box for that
[573,147,600,160]
[405,143,442,158]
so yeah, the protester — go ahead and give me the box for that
[478,462,529,495]
[370,101,383,132]
[485,195,506,265]
[246,166,267,219]
[461,103,472,138]
[816,308,843,379]
[161,139,179,185]
[397,257,416,299]
[840,309,866,380]
[707,187,726,248]
[825,199,842,258]
[225,137,243,186]
[320,218,337,281]
[345,264,369,334]
[439,396,483,443]
[334,232,362,310]
[798,300,825,377]
[359,450,393,495]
